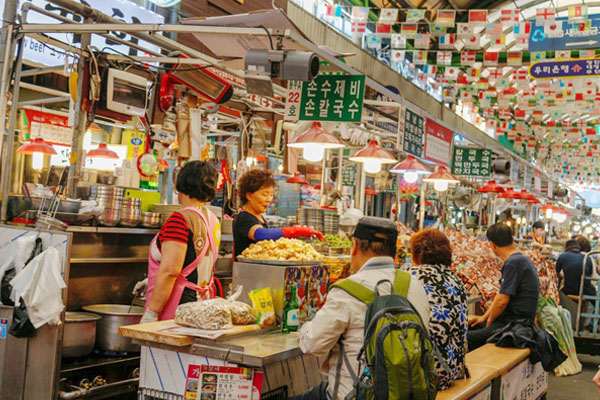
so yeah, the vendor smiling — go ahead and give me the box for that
[233,169,324,261]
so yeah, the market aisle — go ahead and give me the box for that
[548,355,600,399]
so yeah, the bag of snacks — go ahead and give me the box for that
[174,299,233,330]
[249,288,276,328]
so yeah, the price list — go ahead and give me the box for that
[403,109,424,157]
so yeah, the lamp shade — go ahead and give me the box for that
[528,197,541,204]
[349,139,396,174]
[157,155,170,168]
[87,143,119,159]
[17,138,57,155]
[389,155,430,175]
[519,190,536,201]
[422,166,460,183]
[477,180,505,193]
[288,122,344,149]
[498,187,520,199]
[286,173,308,184]
[540,203,554,211]
[365,186,378,196]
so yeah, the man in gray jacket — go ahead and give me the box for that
[295,217,430,400]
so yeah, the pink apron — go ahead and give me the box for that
[145,206,218,320]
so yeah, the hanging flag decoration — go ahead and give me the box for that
[366,33,382,50]
[391,34,406,49]
[531,51,546,61]
[555,50,571,59]
[406,9,426,22]
[468,10,488,27]
[325,4,342,19]
[413,50,427,65]
[378,8,398,24]
[352,21,367,37]
[430,24,447,36]
[351,6,369,22]
[437,51,452,66]
[500,9,519,26]
[536,8,556,24]
[376,23,392,36]
[414,33,430,49]
[568,5,588,22]
[456,23,473,37]
[391,50,405,63]
[439,33,456,49]
[436,10,455,27]
[461,51,476,65]
[463,34,481,49]
[401,23,418,36]
[507,51,523,66]
[572,20,592,34]
[484,51,499,66]
[445,66,459,79]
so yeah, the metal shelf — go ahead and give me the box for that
[67,226,159,235]
[70,257,147,264]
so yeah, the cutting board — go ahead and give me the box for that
[119,320,262,347]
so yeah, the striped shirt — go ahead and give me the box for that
[158,212,190,245]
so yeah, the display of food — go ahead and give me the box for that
[241,238,324,261]
[174,297,258,330]
[324,234,351,248]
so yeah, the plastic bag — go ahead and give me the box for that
[9,297,36,338]
[175,299,233,330]
[249,288,276,328]
[225,286,258,325]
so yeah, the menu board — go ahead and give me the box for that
[23,109,72,146]
[402,109,425,157]
[285,75,366,122]
[184,365,253,400]
[342,164,357,186]
[424,118,453,167]
[451,147,492,177]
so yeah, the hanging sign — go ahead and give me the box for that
[285,75,365,122]
[500,361,547,400]
[183,365,254,399]
[402,109,425,157]
[22,109,72,145]
[121,130,146,160]
[529,59,600,79]
[3,0,164,67]
[396,104,406,150]
[529,16,600,52]
[451,147,492,177]
[342,164,357,187]
[424,118,453,167]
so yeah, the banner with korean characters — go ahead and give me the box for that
[284,75,366,122]
[424,118,453,167]
[183,364,255,400]
[451,147,492,177]
[529,58,600,79]
[500,360,547,400]
[402,109,425,157]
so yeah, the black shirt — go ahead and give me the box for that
[498,252,540,322]
[556,250,595,296]
[233,211,268,261]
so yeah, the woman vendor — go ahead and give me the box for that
[141,161,221,323]
[233,169,324,261]
[526,221,545,247]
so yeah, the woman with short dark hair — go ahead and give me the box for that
[233,169,324,261]
[142,161,221,323]
[409,228,468,390]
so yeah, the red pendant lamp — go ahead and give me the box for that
[287,122,344,162]
[389,155,431,183]
[17,137,57,155]
[365,186,378,196]
[87,143,119,159]
[528,197,541,204]
[519,189,536,201]
[477,180,505,193]
[286,173,308,185]
[422,166,460,191]
[349,139,397,174]
[498,187,520,199]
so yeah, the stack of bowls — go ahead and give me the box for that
[297,208,324,232]
[120,198,141,227]
[140,211,161,228]
[323,212,340,235]
[91,186,124,227]
[152,204,183,226]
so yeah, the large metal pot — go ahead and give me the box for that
[63,312,101,358]
[82,304,143,352]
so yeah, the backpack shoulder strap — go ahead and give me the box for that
[393,270,411,297]
[330,278,376,305]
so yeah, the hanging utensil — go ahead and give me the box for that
[51,167,69,218]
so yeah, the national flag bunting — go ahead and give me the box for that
[456,23,473,37]
[326,5,342,18]
[484,51,499,66]
[439,34,456,49]
[445,66,459,79]
[507,52,523,65]
[467,67,480,81]
[414,33,430,49]
[391,50,405,63]
[568,5,588,21]
[437,51,452,66]
[463,34,481,49]
[430,24,447,36]
[536,8,556,24]
[501,9,519,26]
[351,7,369,22]
[469,10,488,26]
[379,8,399,24]
[486,23,503,36]
[406,9,426,22]
[544,22,562,38]
[351,21,367,37]
[436,10,455,27]
[413,50,427,65]
[461,51,476,65]
[391,34,406,49]
[366,33,382,50]
[499,108,512,119]
[401,23,418,36]
[531,51,546,61]
[515,109,526,120]
[573,20,591,33]
[487,68,504,80]
[555,50,571,59]
[376,23,392,36]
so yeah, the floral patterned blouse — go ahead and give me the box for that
[408,264,468,390]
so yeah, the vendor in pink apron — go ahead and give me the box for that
[141,161,221,323]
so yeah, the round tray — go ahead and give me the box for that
[237,257,323,266]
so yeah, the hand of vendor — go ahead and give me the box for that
[132,278,148,297]
[282,226,324,241]
[468,314,487,328]
[140,309,158,324]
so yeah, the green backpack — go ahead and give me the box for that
[330,270,438,400]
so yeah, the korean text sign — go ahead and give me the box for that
[451,147,492,177]
[183,364,253,400]
[529,59,600,79]
[285,75,366,122]
[402,109,425,157]
[424,118,453,166]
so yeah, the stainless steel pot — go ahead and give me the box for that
[63,312,101,358]
[82,304,144,352]
[140,211,161,228]
[98,208,120,226]
[119,210,141,227]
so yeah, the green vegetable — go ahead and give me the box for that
[324,234,351,248]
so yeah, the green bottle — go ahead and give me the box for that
[283,286,300,332]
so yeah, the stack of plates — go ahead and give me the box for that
[297,208,324,232]
[152,204,183,226]
[323,212,339,235]
[90,186,124,227]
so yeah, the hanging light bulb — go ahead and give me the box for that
[303,143,325,162]
[363,158,382,174]
[433,180,449,192]
[545,208,553,219]
[31,153,44,170]
[404,171,419,183]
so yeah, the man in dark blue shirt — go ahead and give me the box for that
[467,223,540,350]
[556,239,595,297]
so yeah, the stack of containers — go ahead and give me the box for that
[120,197,142,227]
[323,211,339,235]
[92,186,124,227]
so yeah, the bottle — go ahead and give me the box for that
[282,285,300,332]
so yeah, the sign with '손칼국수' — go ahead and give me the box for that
[451,147,492,177]
[284,75,366,122]
[529,59,600,78]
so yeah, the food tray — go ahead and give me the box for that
[237,257,322,266]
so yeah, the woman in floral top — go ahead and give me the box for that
[409,228,468,390]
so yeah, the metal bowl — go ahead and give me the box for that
[121,198,142,206]
[140,211,161,228]
[63,312,101,358]
[96,197,123,210]
[120,211,140,227]
[98,208,120,227]
[81,304,143,353]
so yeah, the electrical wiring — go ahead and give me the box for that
[100,46,216,72]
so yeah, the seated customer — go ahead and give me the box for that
[467,223,540,351]
[296,217,429,400]
[409,229,468,390]
[556,239,594,297]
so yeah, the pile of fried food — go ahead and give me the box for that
[241,238,324,261]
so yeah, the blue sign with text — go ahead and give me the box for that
[529,59,600,79]
[529,16,600,51]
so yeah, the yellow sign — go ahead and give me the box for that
[121,130,146,160]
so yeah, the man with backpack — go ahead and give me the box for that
[296,217,432,400]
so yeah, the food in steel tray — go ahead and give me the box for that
[174,297,257,330]
[324,234,351,248]
[241,237,324,261]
